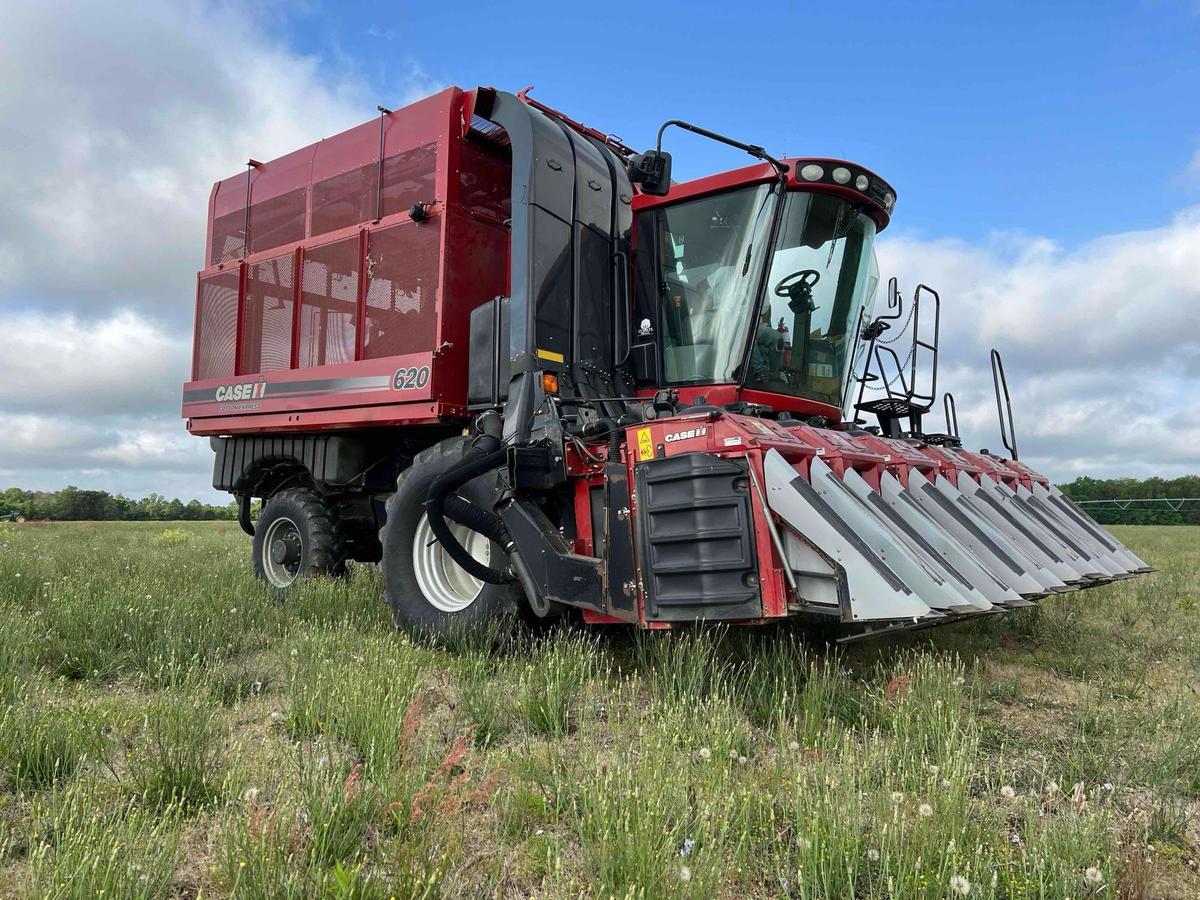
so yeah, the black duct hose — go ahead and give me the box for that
[424,443,516,584]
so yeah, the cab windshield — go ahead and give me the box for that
[642,185,878,408]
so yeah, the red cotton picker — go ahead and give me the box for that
[183,86,1151,642]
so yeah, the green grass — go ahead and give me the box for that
[0,519,1197,897]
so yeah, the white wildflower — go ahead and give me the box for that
[680,837,695,857]
[890,791,905,803]
[679,865,692,883]
[729,749,738,760]
[867,849,880,862]
[229,607,238,614]
[953,676,966,685]
[949,874,971,895]
[918,803,933,818]
[788,740,800,752]
[269,710,285,724]
[1083,867,1104,888]
[242,786,260,804]
[1045,781,1060,796]
[698,747,712,761]
[1000,785,1016,799]
[737,755,748,765]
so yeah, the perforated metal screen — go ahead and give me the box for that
[195,270,240,379]
[242,255,295,373]
[363,222,439,360]
[299,238,360,367]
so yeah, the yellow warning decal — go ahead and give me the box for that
[535,348,564,363]
[637,427,654,461]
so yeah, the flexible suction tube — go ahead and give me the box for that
[423,440,516,585]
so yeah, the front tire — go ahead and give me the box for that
[381,438,526,642]
[252,487,346,589]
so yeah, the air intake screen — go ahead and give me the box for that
[362,223,439,360]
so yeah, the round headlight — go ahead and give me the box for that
[800,164,824,181]
[883,192,895,211]
[855,174,869,191]
[832,167,851,184]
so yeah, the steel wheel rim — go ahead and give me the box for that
[262,516,303,587]
[412,514,488,612]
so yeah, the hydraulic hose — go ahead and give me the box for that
[424,441,516,585]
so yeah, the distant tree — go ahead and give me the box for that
[0,486,238,522]
[1058,475,1200,525]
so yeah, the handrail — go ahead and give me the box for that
[990,348,1018,460]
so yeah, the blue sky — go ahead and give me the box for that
[1,0,1198,501]
[280,1,1200,245]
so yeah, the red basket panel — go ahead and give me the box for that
[242,255,295,374]
[209,209,247,267]
[249,188,306,255]
[381,143,438,218]
[299,238,360,368]
[195,270,240,380]
[363,222,440,360]
[311,163,378,239]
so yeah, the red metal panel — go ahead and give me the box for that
[249,187,306,255]
[458,141,510,224]
[298,237,359,368]
[436,208,509,408]
[241,254,295,374]
[362,222,440,361]
[312,163,378,237]
[194,270,240,380]
[380,143,438,218]
[209,205,247,267]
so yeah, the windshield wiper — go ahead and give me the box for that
[740,186,778,276]
[826,203,864,268]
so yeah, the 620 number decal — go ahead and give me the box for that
[392,366,431,391]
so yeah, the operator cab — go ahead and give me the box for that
[631,158,894,421]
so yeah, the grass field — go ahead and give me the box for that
[0,521,1197,898]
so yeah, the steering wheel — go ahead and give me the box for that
[774,269,821,313]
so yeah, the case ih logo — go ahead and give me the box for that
[214,382,266,402]
[664,426,708,443]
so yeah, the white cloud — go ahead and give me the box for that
[0,0,432,323]
[0,311,188,415]
[873,209,1200,481]
[0,0,434,501]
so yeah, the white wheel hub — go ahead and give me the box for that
[412,514,488,612]
[262,516,303,588]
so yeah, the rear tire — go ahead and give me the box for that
[252,488,346,589]
[381,438,529,643]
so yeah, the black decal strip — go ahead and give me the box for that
[921,484,1023,572]
[972,490,1062,562]
[788,475,910,594]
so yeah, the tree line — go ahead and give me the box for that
[1,486,238,522]
[1057,475,1200,526]
[2,476,1196,525]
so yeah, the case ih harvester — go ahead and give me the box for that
[183,86,1150,641]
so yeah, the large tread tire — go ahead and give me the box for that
[252,487,347,589]
[381,438,529,643]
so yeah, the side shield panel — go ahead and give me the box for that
[764,451,930,622]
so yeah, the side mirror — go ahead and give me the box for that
[628,150,672,196]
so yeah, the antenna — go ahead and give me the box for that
[990,348,1018,460]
